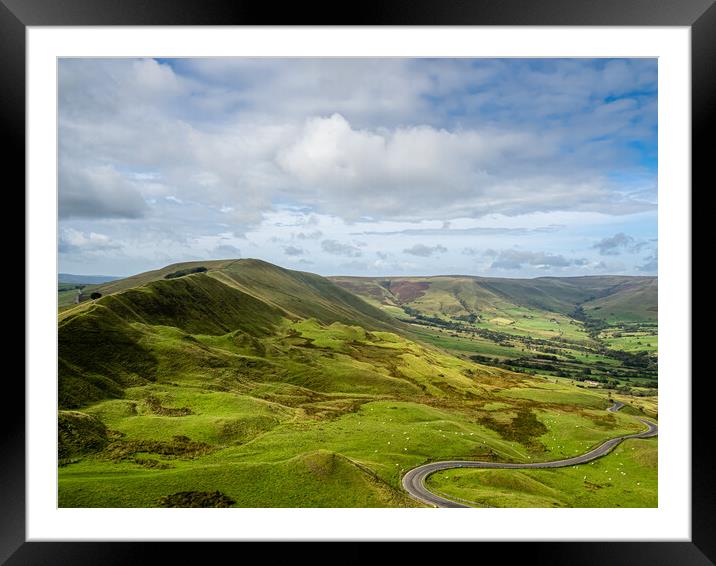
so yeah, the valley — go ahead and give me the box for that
[331,275,658,396]
[58,260,657,508]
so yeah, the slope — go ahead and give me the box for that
[330,274,657,323]
[58,260,655,508]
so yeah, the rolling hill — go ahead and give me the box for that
[329,274,657,323]
[58,259,656,508]
[330,273,658,389]
[59,259,406,409]
[79,259,399,331]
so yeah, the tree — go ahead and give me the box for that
[90,292,102,300]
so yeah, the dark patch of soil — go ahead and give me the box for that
[58,411,109,459]
[134,457,173,469]
[145,395,193,416]
[102,435,213,461]
[587,412,617,428]
[478,408,548,448]
[156,491,235,508]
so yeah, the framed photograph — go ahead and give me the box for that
[7,0,708,563]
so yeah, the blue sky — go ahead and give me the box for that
[58,58,657,278]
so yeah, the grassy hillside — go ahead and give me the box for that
[58,260,656,508]
[331,274,658,390]
[84,259,399,331]
[330,274,657,323]
[58,284,82,308]
[426,436,657,508]
[79,259,237,297]
[582,278,658,323]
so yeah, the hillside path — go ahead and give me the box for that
[401,401,657,508]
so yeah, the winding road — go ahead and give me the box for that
[401,401,657,508]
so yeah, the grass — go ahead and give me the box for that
[59,367,647,507]
[497,383,608,408]
[425,437,657,507]
[602,330,658,353]
[59,449,416,508]
[341,279,658,393]
[58,259,657,508]
[58,288,81,307]
[60,384,644,507]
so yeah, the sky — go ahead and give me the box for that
[58,58,657,278]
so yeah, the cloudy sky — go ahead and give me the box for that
[58,58,657,278]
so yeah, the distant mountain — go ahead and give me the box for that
[59,273,121,285]
[329,274,657,324]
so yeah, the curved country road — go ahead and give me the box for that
[401,401,657,508]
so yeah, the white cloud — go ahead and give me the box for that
[592,232,649,255]
[59,164,148,219]
[59,58,655,227]
[212,244,241,258]
[283,245,305,256]
[59,228,119,253]
[637,252,658,273]
[403,244,448,257]
[57,58,657,277]
[321,239,362,257]
[487,249,583,270]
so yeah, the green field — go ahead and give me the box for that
[58,259,657,508]
[425,437,657,507]
[332,274,658,392]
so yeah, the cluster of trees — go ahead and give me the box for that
[164,266,208,279]
[569,305,609,338]
[402,303,657,389]
[405,309,511,344]
[606,349,655,371]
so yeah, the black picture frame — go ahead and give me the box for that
[5,0,709,563]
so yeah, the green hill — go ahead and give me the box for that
[59,260,405,409]
[579,277,658,323]
[81,258,399,331]
[330,273,658,389]
[330,274,657,323]
[58,259,656,508]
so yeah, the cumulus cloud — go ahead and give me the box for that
[321,239,362,257]
[487,249,583,270]
[403,244,448,257]
[276,113,620,220]
[59,164,148,219]
[283,245,305,256]
[212,244,241,258]
[592,232,645,255]
[59,228,120,253]
[295,230,322,240]
[637,253,658,272]
[59,57,655,227]
[57,58,657,277]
